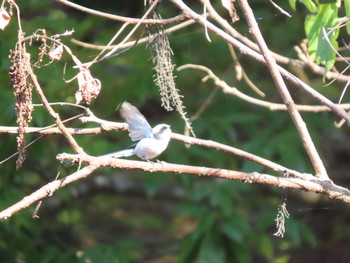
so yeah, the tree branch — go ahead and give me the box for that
[0,164,99,219]
[202,0,350,83]
[178,64,350,112]
[54,154,350,205]
[57,0,186,25]
[1,150,350,219]
[80,115,312,179]
[26,54,85,154]
[0,126,104,135]
[170,0,350,124]
[71,19,195,50]
[237,0,327,178]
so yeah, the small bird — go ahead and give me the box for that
[102,102,172,160]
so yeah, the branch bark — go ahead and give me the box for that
[236,0,327,178]
[0,164,99,219]
[178,64,350,112]
[26,54,85,154]
[57,0,186,25]
[2,153,350,220]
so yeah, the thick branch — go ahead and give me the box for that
[62,154,350,204]
[0,122,312,180]
[237,0,327,178]
[2,152,350,220]
[0,164,99,219]
[26,55,85,154]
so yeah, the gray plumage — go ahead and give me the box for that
[102,102,171,160]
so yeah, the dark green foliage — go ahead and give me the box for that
[1,0,349,262]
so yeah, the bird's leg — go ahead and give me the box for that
[145,159,156,172]
[156,159,166,169]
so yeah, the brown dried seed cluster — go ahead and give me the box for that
[149,18,193,135]
[9,48,33,169]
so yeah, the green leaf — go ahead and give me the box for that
[209,186,234,215]
[220,220,243,242]
[257,234,274,260]
[198,231,226,263]
[299,0,319,13]
[345,0,350,34]
[305,4,339,73]
[234,243,253,263]
[275,254,291,263]
[177,214,218,263]
[177,234,201,263]
[143,173,165,197]
[285,219,302,245]
[289,0,297,10]
[299,222,317,247]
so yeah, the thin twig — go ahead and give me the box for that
[56,0,186,25]
[184,86,219,137]
[102,0,161,60]
[190,86,219,122]
[322,27,350,66]
[89,23,132,67]
[0,114,85,165]
[338,81,350,104]
[0,126,104,135]
[269,0,291,17]
[228,44,265,97]
[71,19,195,51]
[0,135,45,165]
[178,64,350,112]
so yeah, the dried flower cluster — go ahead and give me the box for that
[273,202,290,238]
[149,15,194,135]
[75,66,101,105]
[9,46,33,169]
[33,30,64,68]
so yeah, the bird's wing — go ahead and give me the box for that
[120,102,152,141]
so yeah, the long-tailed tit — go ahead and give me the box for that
[102,102,171,160]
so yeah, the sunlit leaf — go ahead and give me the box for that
[299,0,319,13]
[289,0,297,10]
[305,4,339,73]
[345,0,350,34]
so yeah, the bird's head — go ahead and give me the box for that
[152,124,171,140]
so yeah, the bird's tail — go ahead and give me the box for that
[100,148,134,158]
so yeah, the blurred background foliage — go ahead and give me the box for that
[1,0,350,262]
